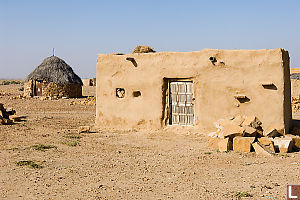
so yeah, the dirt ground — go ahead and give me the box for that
[1,83,300,200]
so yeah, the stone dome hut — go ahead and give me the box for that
[24,56,83,98]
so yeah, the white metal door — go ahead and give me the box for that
[170,81,194,125]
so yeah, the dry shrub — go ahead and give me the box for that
[132,45,156,53]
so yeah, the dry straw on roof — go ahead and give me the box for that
[26,56,82,85]
[132,45,156,53]
[291,73,300,80]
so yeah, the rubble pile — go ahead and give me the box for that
[69,96,96,106]
[208,115,300,155]
[0,103,21,124]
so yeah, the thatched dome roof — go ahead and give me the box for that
[26,56,83,85]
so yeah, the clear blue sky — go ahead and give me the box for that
[1,0,299,79]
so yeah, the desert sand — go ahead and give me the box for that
[1,83,300,199]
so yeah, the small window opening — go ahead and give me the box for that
[116,88,125,98]
[133,91,141,97]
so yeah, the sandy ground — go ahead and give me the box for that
[1,83,300,200]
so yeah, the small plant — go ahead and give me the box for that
[234,191,252,198]
[30,144,57,151]
[204,152,212,155]
[62,140,79,147]
[16,160,43,169]
[9,147,20,151]
[1,80,22,85]
[64,135,81,139]
[19,87,24,91]
[1,81,10,85]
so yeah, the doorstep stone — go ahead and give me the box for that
[252,142,273,156]
[233,136,255,152]
[218,124,244,139]
[273,138,293,153]
[258,137,275,153]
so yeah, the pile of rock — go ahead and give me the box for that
[69,97,96,106]
[207,116,300,156]
[0,103,21,124]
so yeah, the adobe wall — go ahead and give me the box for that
[82,78,97,86]
[96,48,291,133]
[82,79,92,86]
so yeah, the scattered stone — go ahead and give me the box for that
[0,104,18,125]
[207,130,219,138]
[214,118,230,129]
[218,138,233,152]
[253,142,273,156]
[284,135,300,150]
[243,126,257,137]
[242,116,262,129]
[258,137,275,153]
[273,138,293,153]
[0,116,4,125]
[255,126,264,137]
[2,118,13,125]
[40,96,47,100]
[208,137,222,150]
[218,124,244,139]
[233,137,255,152]
[264,128,281,138]
[78,126,91,133]
[69,97,96,106]
[6,107,16,115]
[9,115,22,122]
[292,137,300,150]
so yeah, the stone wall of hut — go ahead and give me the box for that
[24,80,34,97]
[42,82,82,98]
[24,80,82,98]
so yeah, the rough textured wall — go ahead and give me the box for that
[24,80,34,97]
[23,81,82,98]
[96,48,291,133]
[42,82,82,98]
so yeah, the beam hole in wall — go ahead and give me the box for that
[116,88,125,98]
[126,57,138,67]
[261,83,277,90]
[234,95,250,103]
[133,91,141,97]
